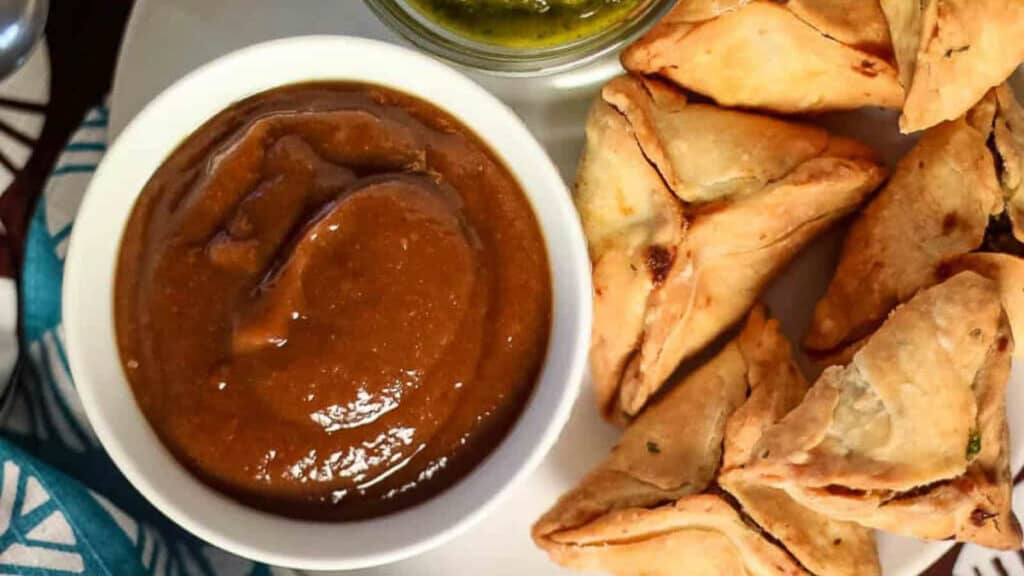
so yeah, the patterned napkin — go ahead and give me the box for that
[4,106,294,576]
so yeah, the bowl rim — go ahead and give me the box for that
[363,0,676,76]
[62,35,592,571]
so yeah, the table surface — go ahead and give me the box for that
[109,2,1024,575]
[109,0,628,183]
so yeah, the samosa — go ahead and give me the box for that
[533,308,880,576]
[622,1,903,114]
[741,273,1022,550]
[879,0,1024,132]
[579,75,886,421]
[806,85,1024,358]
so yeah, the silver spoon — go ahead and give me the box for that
[0,0,47,82]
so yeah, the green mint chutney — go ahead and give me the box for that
[406,0,645,48]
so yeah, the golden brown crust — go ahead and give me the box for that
[807,86,1024,356]
[534,314,800,575]
[786,0,893,57]
[535,309,881,574]
[995,85,1024,240]
[805,95,1004,353]
[722,308,810,471]
[740,273,1021,549]
[622,2,904,113]
[761,273,1003,489]
[533,331,748,540]
[576,97,686,419]
[720,479,882,576]
[719,310,881,576]
[944,253,1024,359]
[533,315,771,574]
[882,0,1024,133]
[879,0,924,89]
[785,309,1020,549]
[542,495,806,576]
[602,76,833,204]
[585,76,885,420]
[604,345,749,493]
[619,154,885,417]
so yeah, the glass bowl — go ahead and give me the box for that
[363,0,677,76]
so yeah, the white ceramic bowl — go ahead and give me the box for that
[62,36,591,571]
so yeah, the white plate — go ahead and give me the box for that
[109,2,1024,574]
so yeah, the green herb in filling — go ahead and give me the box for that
[967,431,982,459]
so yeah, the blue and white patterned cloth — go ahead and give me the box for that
[2,106,295,575]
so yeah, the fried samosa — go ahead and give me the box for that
[580,75,886,422]
[740,273,1022,550]
[537,496,806,576]
[806,85,1024,356]
[621,1,903,114]
[533,308,880,576]
[996,85,1024,238]
[577,86,686,425]
[718,313,880,576]
[880,0,1024,133]
[784,0,893,57]
[534,314,750,541]
[943,253,1024,358]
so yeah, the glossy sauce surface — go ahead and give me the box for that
[115,83,551,520]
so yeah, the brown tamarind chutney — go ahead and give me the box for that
[114,82,551,521]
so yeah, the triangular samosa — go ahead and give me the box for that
[806,85,1024,357]
[579,75,886,421]
[533,309,880,576]
[622,1,903,114]
[740,273,1022,550]
[880,0,1024,132]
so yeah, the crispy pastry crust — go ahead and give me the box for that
[578,95,686,422]
[946,253,1024,358]
[581,75,886,421]
[785,0,893,57]
[881,0,1024,133]
[995,85,1024,239]
[622,2,903,113]
[807,86,1024,356]
[719,311,880,576]
[534,309,880,575]
[742,273,1022,549]
[540,495,806,576]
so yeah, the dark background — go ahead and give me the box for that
[0,0,132,278]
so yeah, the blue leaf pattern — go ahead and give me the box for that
[0,106,291,575]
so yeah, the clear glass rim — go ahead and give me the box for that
[363,0,676,76]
